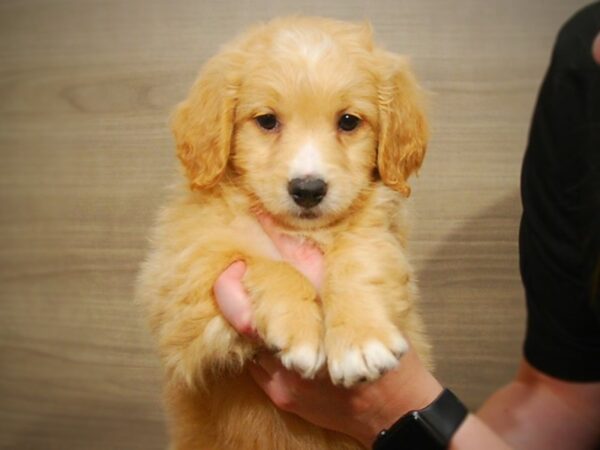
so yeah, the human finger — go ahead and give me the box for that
[254,351,287,374]
[256,213,303,258]
[213,260,257,337]
[248,354,300,412]
[256,214,325,290]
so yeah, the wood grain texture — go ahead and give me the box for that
[0,0,589,448]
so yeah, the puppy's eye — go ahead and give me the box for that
[255,114,279,131]
[338,114,361,132]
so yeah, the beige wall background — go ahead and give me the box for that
[0,0,590,448]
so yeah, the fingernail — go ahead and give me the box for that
[237,311,257,338]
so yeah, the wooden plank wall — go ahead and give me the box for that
[0,0,588,448]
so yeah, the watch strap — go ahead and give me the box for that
[373,388,468,450]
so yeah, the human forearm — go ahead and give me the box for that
[449,414,512,450]
[477,360,600,450]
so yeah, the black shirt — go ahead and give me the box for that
[520,2,600,381]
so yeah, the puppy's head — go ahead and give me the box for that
[172,17,427,228]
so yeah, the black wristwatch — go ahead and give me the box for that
[372,389,468,450]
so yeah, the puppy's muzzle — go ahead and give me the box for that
[288,177,328,209]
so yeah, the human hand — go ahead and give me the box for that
[247,347,443,448]
[213,215,443,448]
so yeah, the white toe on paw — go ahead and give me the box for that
[329,335,409,388]
[329,348,368,387]
[390,334,409,358]
[280,344,325,379]
[362,339,403,375]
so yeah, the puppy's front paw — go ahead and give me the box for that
[326,328,408,388]
[254,295,325,379]
[244,259,327,378]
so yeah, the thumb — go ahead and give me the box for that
[213,261,257,337]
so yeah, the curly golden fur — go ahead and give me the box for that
[137,16,431,450]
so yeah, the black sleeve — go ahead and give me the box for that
[520,2,600,382]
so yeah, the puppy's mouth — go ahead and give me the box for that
[297,208,322,220]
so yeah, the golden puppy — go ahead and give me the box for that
[137,16,431,450]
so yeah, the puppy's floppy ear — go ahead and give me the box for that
[376,53,428,197]
[172,51,239,190]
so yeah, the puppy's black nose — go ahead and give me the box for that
[288,177,328,208]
